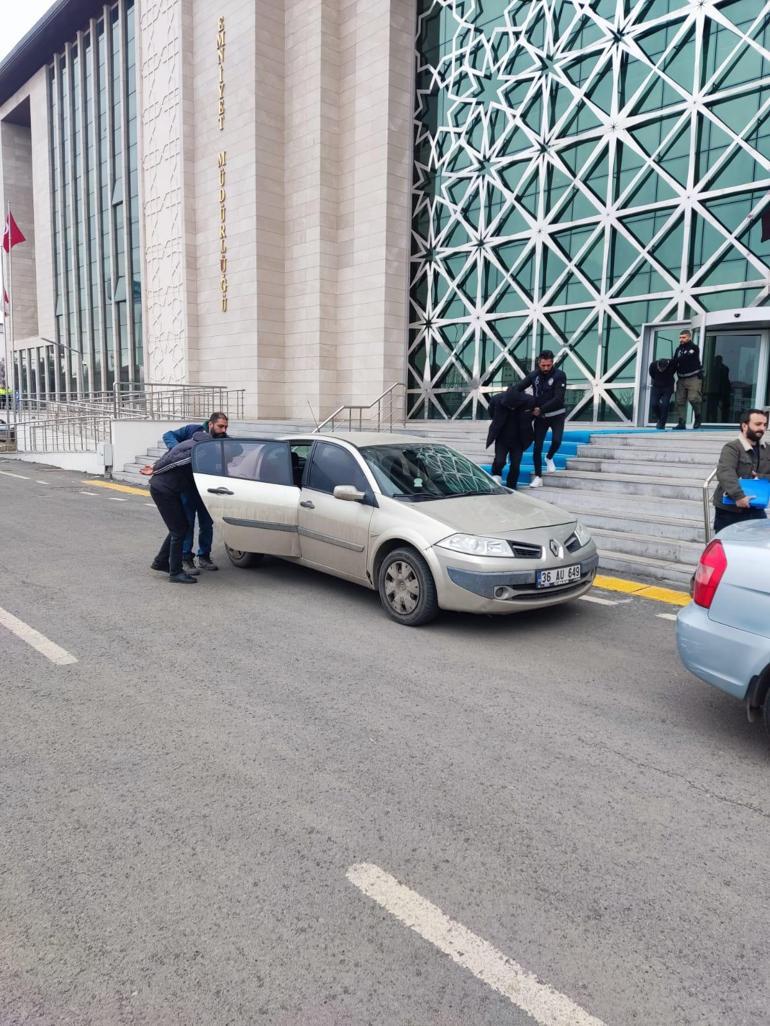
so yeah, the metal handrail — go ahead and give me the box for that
[314,382,405,433]
[702,466,717,544]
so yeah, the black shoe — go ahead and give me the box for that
[673,420,686,430]
[151,560,170,572]
[197,555,218,571]
[655,423,665,430]
[693,416,702,430]
[169,572,197,584]
[182,558,200,576]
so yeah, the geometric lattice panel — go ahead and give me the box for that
[409,0,770,420]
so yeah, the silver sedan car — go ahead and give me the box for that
[677,519,770,729]
[192,432,598,625]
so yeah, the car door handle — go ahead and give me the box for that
[207,486,234,495]
[300,499,315,509]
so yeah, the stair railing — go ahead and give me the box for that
[702,467,717,544]
[314,382,406,434]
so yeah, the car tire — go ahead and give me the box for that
[377,547,438,627]
[225,545,263,569]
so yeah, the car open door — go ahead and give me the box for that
[192,438,300,557]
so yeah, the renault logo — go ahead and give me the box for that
[549,539,563,559]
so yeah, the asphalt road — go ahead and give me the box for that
[0,459,768,1026]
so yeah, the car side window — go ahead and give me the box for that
[290,443,312,488]
[192,440,224,476]
[306,442,369,495]
[222,440,293,486]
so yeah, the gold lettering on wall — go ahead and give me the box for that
[217,17,225,130]
[219,151,228,312]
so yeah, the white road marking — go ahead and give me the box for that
[108,497,127,502]
[144,503,155,507]
[579,595,618,607]
[35,480,48,485]
[80,490,99,496]
[657,613,678,621]
[347,863,606,1026]
[0,470,30,480]
[0,605,78,666]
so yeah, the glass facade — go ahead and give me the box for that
[409,0,770,421]
[37,0,141,400]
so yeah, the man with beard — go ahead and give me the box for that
[713,409,770,535]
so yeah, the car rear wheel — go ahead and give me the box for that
[377,547,438,626]
[225,545,263,569]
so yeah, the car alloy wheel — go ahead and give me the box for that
[377,547,438,626]
[225,545,263,569]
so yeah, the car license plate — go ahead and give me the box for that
[536,564,581,589]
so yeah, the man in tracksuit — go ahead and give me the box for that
[486,385,537,489]
[140,432,212,583]
[162,412,229,573]
[673,329,703,430]
[649,357,676,430]
[514,350,568,488]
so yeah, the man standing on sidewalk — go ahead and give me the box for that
[713,409,770,535]
[513,349,567,488]
[673,329,703,430]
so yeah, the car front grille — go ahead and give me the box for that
[507,540,544,559]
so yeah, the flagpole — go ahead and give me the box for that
[5,201,16,422]
[1,203,13,430]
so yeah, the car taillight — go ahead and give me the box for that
[692,540,727,609]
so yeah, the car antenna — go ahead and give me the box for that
[306,399,320,430]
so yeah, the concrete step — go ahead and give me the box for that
[596,548,696,589]
[540,485,704,520]
[574,508,705,543]
[577,444,719,465]
[567,457,712,479]
[542,470,705,501]
[589,527,704,565]
[595,433,729,450]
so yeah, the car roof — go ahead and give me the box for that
[282,431,439,449]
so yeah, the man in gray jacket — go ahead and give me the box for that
[713,409,770,535]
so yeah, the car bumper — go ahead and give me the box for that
[676,602,769,701]
[429,546,599,615]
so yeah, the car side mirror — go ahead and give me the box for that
[333,484,366,503]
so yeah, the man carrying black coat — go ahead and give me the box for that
[139,432,211,583]
[486,385,536,489]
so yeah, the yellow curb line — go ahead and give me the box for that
[81,479,148,496]
[594,574,690,607]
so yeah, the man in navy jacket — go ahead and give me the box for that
[161,412,229,573]
[514,350,568,488]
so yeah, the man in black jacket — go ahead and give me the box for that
[649,357,676,429]
[140,432,211,583]
[514,350,567,488]
[673,328,703,430]
[486,385,536,489]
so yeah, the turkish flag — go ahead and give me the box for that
[2,211,25,252]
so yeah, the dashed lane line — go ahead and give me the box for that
[594,574,689,607]
[80,490,99,496]
[657,612,678,622]
[0,470,31,480]
[347,863,606,1026]
[579,594,618,606]
[81,479,148,496]
[35,480,48,485]
[108,497,128,502]
[0,605,78,666]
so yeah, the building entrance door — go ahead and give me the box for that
[701,331,766,425]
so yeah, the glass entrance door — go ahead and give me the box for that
[702,332,765,425]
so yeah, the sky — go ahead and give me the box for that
[1,1,54,63]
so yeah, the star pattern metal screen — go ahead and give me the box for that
[408,0,770,421]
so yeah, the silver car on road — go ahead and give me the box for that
[192,432,598,625]
[677,520,770,729]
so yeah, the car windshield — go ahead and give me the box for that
[360,443,504,501]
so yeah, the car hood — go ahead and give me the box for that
[408,491,574,535]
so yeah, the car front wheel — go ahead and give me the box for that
[377,547,438,626]
[225,545,263,569]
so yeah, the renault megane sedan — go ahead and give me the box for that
[191,432,598,626]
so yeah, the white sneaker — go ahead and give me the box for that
[491,474,503,485]
[529,476,543,488]
[545,458,557,473]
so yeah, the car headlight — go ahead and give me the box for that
[574,521,592,548]
[436,533,513,557]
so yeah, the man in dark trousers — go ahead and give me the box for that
[513,349,567,488]
[713,409,770,535]
[162,411,229,573]
[673,328,703,429]
[140,432,213,583]
[486,385,536,489]
[649,356,676,429]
